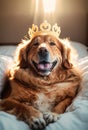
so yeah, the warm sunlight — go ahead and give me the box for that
[42,0,56,13]
[33,0,57,23]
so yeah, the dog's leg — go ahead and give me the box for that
[52,98,72,114]
[0,98,46,130]
[43,98,72,125]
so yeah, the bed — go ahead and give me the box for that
[0,41,88,130]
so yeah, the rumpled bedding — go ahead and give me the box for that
[0,57,88,130]
[0,43,88,130]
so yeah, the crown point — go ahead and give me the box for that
[40,20,51,32]
[28,21,61,39]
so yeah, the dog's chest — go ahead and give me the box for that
[33,93,55,112]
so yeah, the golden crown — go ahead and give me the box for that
[27,21,61,40]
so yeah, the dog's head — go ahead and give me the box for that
[16,34,73,76]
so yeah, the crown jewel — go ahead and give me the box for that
[28,21,61,39]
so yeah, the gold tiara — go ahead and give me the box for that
[27,21,61,40]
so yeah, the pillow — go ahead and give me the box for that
[0,45,16,57]
[0,55,13,97]
[70,41,88,59]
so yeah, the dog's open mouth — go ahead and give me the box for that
[32,60,57,74]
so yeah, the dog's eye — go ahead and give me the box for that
[50,42,56,46]
[33,42,39,46]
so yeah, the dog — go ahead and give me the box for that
[0,34,81,129]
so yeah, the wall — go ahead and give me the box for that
[0,0,87,45]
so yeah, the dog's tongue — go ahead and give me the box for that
[38,63,52,70]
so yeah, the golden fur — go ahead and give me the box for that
[0,34,81,130]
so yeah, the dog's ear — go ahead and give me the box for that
[61,40,73,69]
[15,41,30,68]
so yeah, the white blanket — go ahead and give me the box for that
[0,57,88,130]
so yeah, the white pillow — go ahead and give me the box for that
[0,45,16,57]
[71,41,88,59]
[0,55,13,96]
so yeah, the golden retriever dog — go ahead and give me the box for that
[0,34,81,129]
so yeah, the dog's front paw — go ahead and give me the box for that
[28,116,46,130]
[43,112,60,125]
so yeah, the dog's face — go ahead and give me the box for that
[17,34,72,76]
[28,35,62,76]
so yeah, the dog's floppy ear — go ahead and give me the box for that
[61,40,73,69]
[15,40,30,68]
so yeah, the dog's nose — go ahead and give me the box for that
[38,47,49,58]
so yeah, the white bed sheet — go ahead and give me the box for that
[0,42,88,130]
[0,57,88,130]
